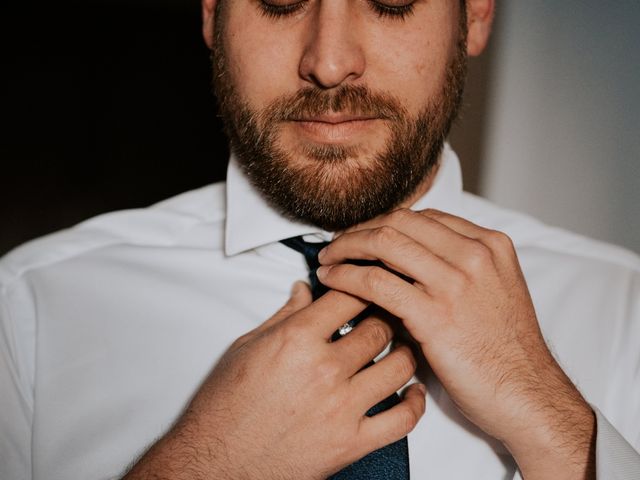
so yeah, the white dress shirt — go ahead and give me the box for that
[1,145,639,479]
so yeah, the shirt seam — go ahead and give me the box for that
[0,217,224,295]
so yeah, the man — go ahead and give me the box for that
[1,0,638,479]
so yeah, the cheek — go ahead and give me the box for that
[367,20,459,112]
[225,17,303,110]
[369,0,460,112]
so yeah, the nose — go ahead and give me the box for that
[299,3,366,89]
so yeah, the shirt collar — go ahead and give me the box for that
[225,142,463,256]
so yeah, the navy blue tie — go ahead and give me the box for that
[280,236,410,480]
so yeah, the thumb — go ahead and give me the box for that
[288,280,313,307]
[259,281,313,331]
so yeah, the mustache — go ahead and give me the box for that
[263,85,407,122]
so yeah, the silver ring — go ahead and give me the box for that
[338,322,354,336]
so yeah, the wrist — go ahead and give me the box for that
[503,388,596,479]
[124,415,236,480]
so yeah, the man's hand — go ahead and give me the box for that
[124,282,426,480]
[317,208,596,479]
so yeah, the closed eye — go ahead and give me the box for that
[259,0,308,19]
[258,0,416,21]
[370,1,416,20]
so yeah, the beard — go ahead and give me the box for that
[212,22,468,232]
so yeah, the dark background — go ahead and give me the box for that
[1,0,493,255]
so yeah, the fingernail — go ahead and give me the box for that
[318,247,327,259]
[417,383,427,395]
[316,265,329,278]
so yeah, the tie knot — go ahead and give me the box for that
[280,236,331,299]
[279,234,410,478]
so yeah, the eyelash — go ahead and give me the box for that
[259,1,416,21]
[260,1,306,18]
[371,1,415,20]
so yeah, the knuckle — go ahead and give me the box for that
[487,229,514,250]
[315,358,342,385]
[364,266,385,293]
[386,282,410,305]
[230,332,252,350]
[488,230,517,261]
[373,225,398,246]
[364,319,392,349]
[465,241,492,272]
[422,208,442,219]
[400,241,423,263]
[395,348,417,379]
[389,208,413,225]
[276,304,294,319]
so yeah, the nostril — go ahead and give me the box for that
[299,51,366,89]
[306,73,333,90]
[298,19,366,89]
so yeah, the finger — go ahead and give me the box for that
[358,382,427,452]
[419,209,494,241]
[288,289,370,341]
[325,208,477,271]
[331,315,394,377]
[318,226,456,295]
[257,281,313,333]
[419,209,517,264]
[349,345,417,413]
[316,264,437,344]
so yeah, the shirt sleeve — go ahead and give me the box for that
[594,407,640,479]
[593,267,640,478]
[0,280,36,480]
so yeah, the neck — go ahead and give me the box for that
[398,161,441,210]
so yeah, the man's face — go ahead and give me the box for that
[210,1,468,231]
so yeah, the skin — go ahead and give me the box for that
[126,0,596,478]
[209,0,463,204]
[125,285,426,479]
[317,209,596,479]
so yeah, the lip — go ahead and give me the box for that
[290,114,379,124]
[287,114,383,143]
